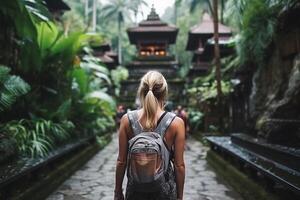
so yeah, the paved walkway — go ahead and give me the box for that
[47,134,242,200]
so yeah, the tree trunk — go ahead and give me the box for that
[174,4,178,25]
[213,0,223,130]
[92,0,97,32]
[221,0,224,23]
[85,0,89,24]
[118,12,122,64]
[206,0,213,15]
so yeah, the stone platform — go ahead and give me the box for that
[206,134,300,197]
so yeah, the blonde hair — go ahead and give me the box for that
[137,71,168,130]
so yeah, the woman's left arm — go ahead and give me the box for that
[114,115,129,199]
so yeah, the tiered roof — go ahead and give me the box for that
[127,7,178,44]
[92,43,118,67]
[186,12,232,50]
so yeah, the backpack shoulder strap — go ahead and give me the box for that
[127,110,142,136]
[155,112,176,138]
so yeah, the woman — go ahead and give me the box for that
[114,71,185,200]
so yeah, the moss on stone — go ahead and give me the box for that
[206,150,279,200]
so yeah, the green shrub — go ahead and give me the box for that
[1,119,74,157]
[188,110,204,133]
[226,0,299,68]
[0,65,30,112]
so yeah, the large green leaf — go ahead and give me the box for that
[80,61,109,75]
[4,76,31,96]
[85,91,116,108]
[36,21,61,58]
[0,0,37,41]
[50,32,88,60]
[23,0,52,22]
[50,99,72,120]
[72,68,89,95]
[94,72,112,85]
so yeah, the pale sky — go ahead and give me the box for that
[143,0,175,17]
[100,0,175,21]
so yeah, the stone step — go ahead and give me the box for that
[231,133,300,172]
[206,136,300,195]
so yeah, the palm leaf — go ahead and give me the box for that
[50,99,72,120]
[0,66,10,83]
[85,90,116,108]
[0,66,30,112]
[72,68,89,95]
[80,61,109,74]
[4,76,31,96]
[94,72,112,85]
[22,0,52,22]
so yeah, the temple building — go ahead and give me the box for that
[186,12,233,78]
[120,7,184,107]
[92,43,119,69]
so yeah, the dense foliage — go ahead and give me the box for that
[180,0,299,133]
[0,0,124,159]
[225,0,299,68]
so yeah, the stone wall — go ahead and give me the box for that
[249,19,300,146]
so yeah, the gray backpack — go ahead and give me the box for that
[127,110,176,192]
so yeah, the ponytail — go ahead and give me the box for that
[144,90,159,130]
[137,71,168,131]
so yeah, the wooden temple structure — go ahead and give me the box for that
[186,12,233,79]
[120,7,184,107]
[92,43,119,69]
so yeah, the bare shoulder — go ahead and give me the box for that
[120,113,129,124]
[169,116,185,132]
[120,113,130,129]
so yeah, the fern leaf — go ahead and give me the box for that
[0,66,30,112]
[0,66,10,83]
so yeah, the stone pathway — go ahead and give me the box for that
[47,134,242,200]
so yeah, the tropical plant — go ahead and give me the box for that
[0,0,51,38]
[188,80,232,103]
[111,66,129,95]
[225,0,299,68]
[188,110,204,132]
[0,119,74,157]
[0,0,52,71]
[69,45,117,136]
[0,65,30,112]
[0,0,117,161]
[17,20,92,122]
